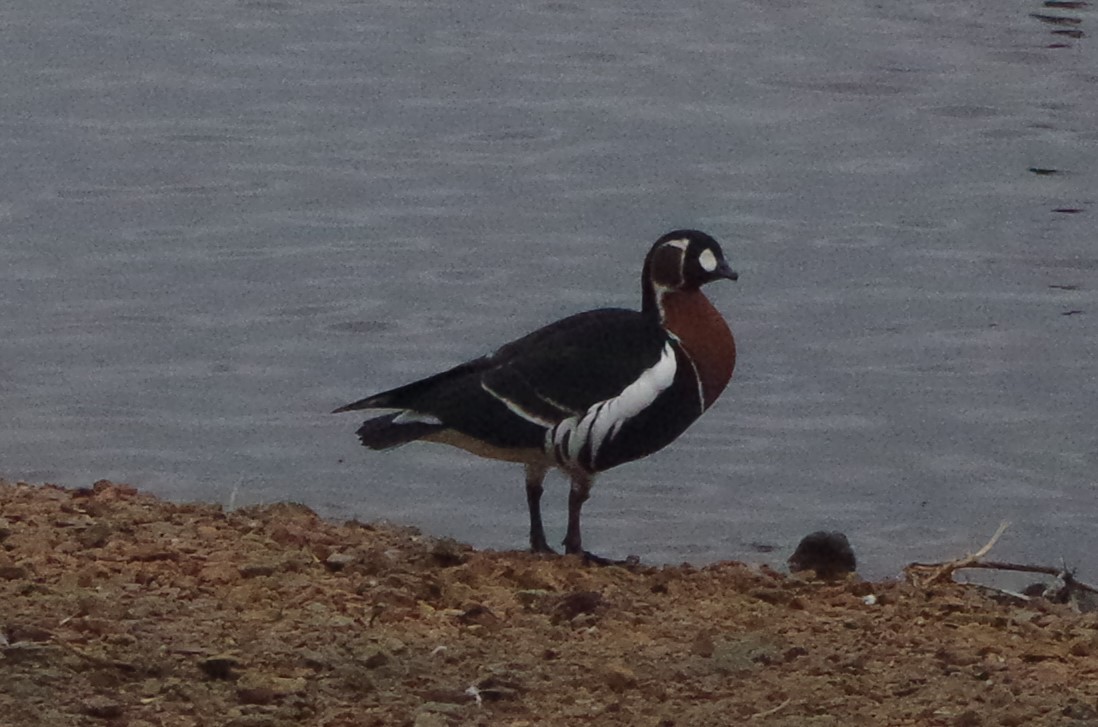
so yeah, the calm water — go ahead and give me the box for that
[2,0,1095,579]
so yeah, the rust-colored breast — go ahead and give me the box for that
[660,290,736,409]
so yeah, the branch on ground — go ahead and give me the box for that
[904,521,1098,610]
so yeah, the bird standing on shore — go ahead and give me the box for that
[334,230,739,561]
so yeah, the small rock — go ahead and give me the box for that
[1022,581,1049,598]
[77,522,112,549]
[269,523,310,546]
[935,647,980,667]
[361,649,389,669]
[458,604,499,627]
[417,701,465,717]
[515,589,554,610]
[382,637,407,655]
[691,631,715,657]
[1071,589,1098,614]
[475,672,524,701]
[1068,635,1098,657]
[268,676,307,694]
[847,580,874,597]
[91,479,137,497]
[324,552,356,571]
[750,588,800,607]
[413,713,450,727]
[783,646,809,662]
[7,624,53,643]
[236,686,276,705]
[238,562,277,578]
[430,538,468,567]
[553,591,603,623]
[1062,701,1098,720]
[236,675,307,704]
[299,648,333,669]
[571,613,599,629]
[200,655,240,680]
[334,664,375,693]
[712,633,784,674]
[0,564,28,581]
[129,547,180,562]
[952,709,981,727]
[603,664,638,692]
[83,695,124,720]
[87,669,123,689]
[788,531,856,579]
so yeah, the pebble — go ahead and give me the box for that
[412,713,450,727]
[553,591,603,623]
[361,648,390,669]
[82,695,124,720]
[603,664,638,692]
[77,522,112,549]
[238,562,278,578]
[200,655,240,680]
[0,564,28,580]
[325,552,356,571]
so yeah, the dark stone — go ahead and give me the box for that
[324,552,356,571]
[429,538,468,567]
[199,655,240,680]
[788,531,856,579]
[82,696,124,720]
[77,522,112,549]
[237,563,277,578]
[552,591,603,623]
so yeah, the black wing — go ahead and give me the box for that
[481,308,666,418]
[334,308,668,452]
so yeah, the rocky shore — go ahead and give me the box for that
[2,479,1097,726]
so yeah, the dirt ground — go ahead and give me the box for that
[2,479,1098,727]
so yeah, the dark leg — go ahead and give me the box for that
[563,473,634,566]
[562,472,592,555]
[525,464,555,554]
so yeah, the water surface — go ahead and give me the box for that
[2,0,1096,579]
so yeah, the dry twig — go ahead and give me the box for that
[750,697,792,720]
[905,521,1098,607]
[907,520,1011,585]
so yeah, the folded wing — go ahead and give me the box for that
[335,309,669,455]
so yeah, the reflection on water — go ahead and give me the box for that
[1,0,1096,579]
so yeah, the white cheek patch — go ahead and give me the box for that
[698,248,718,273]
[549,343,678,465]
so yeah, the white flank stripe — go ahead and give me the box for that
[550,343,678,465]
[481,381,555,427]
[392,410,443,425]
